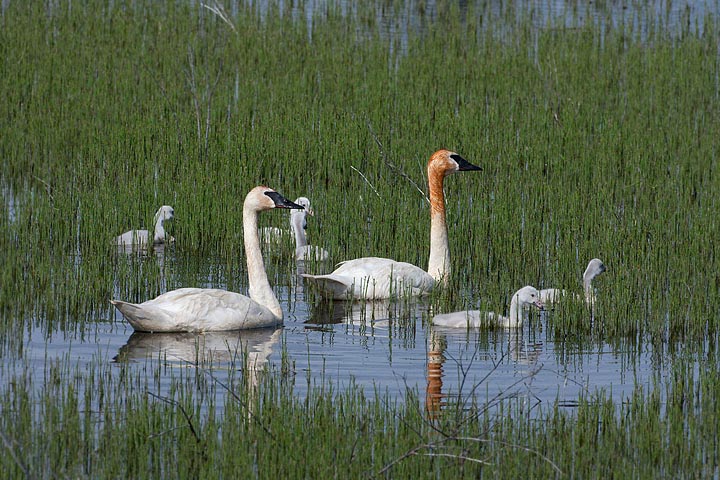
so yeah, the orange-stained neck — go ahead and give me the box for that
[426,150,452,285]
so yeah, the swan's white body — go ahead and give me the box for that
[432,286,544,329]
[111,187,303,332]
[302,150,480,300]
[539,258,606,304]
[289,198,329,261]
[116,205,175,246]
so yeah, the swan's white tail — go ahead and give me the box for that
[110,300,172,332]
[301,274,352,299]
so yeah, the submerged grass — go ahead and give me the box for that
[1,0,720,476]
[0,350,718,478]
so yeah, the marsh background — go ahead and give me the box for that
[1,0,719,477]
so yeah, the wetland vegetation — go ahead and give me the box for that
[1,0,719,477]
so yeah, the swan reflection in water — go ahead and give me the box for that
[304,298,430,331]
[425,327,544,418]
[114,327,282,388]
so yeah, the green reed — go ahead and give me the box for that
[2,0,720,339]
[0,1,720,475]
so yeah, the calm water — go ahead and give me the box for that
[1,246,674,416]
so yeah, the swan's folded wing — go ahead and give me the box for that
[539,288,564,303]
[116,229,150,246]
[112,288,279,332]
[432,310,486,328]
[303,258,434,300]
[111,299,177,332]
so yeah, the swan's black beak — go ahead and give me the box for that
[451,154,482,171]
[265,191,305,210]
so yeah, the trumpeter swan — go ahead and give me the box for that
[432,285,545,329]
[261,197,312,245]
[116,205,175,246]
[111,187,303,332]
[539,258,606,304]
[301,150,480,300]
[290,200,329,262]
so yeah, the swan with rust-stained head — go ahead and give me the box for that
[432,286,545,329]
[539,258,607,305]
[111,187,304,332]
[116,205,175,246]
[301,150,481,300]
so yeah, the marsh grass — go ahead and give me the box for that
[4,0,719,342]
[1,0,720,476]
[0,347,718,478]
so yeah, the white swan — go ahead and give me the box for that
[290,200,329,262]
[261,196,312,245]
[116,205,175,246]
[301,150,481,300]
[432,286,545,329]
[111,187,304,332]
[539,258,607,304]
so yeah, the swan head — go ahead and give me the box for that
[246,186,305,212]
[290,197,313,230]
[429,149,482,177]
[154,205,175,223]
[584,258,607,281]
[292,197,314,216]
[513,286,545,310]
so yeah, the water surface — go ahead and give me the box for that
[1,250,679,418]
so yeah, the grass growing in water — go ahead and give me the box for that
[2,1,719,342]
[1,0,720,476]
[0,349,718,477]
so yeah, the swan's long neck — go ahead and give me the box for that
[153,214,166,243]
[244,204,283,319]
[427,166,450,285]
[505,295,523,328]
[290,212,308,248]
[582,267,597,299]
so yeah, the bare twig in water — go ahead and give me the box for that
[376,337,562,477]
[32,175,55,203]
[199,363,278,441]
[421,451,491,465]
[366,120,429,203]
[147,391,202,444]
[202,1,237,33]
[350,165,381,198]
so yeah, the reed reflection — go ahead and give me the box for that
[305,298,429,327]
